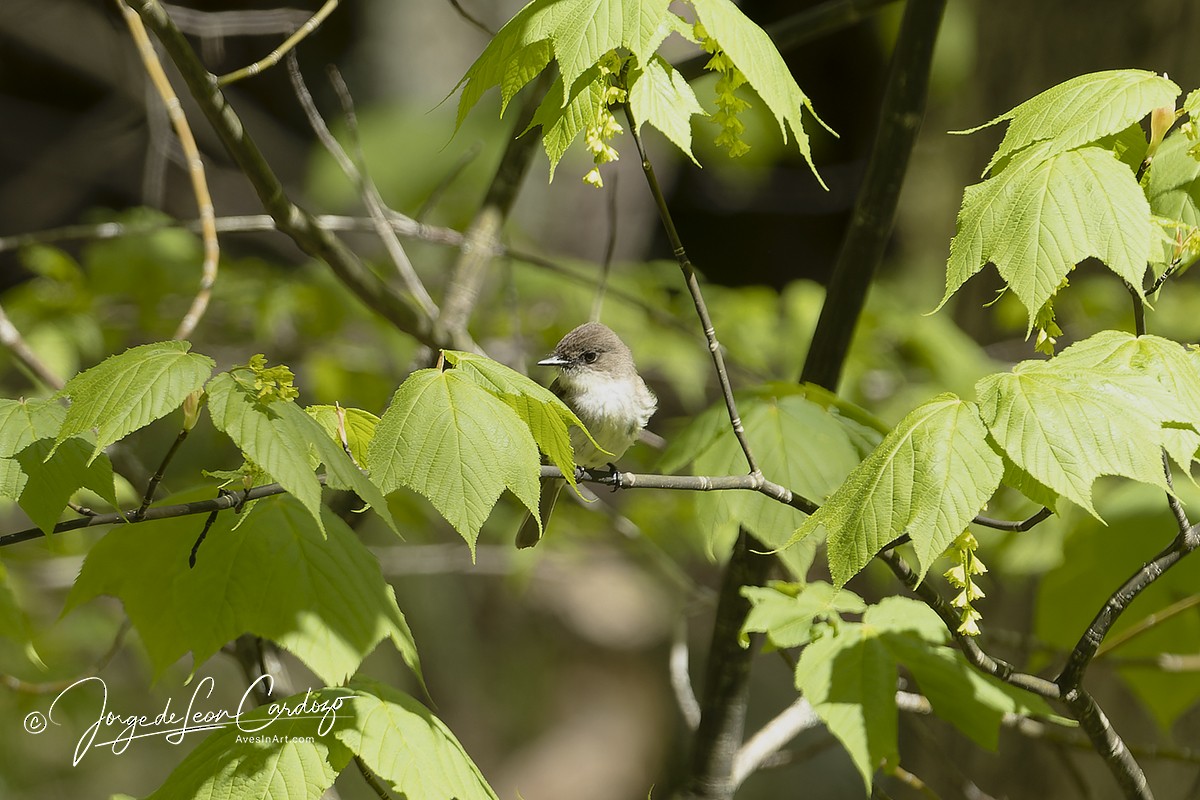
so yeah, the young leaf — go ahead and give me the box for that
[940,144,1153,328]
[789,395,1002,586]
[368,368,540,554]
[65,496,422,686]
[740,581,866,649]
[306,405,379,469]
[337,680,499,800]
[453,0,675,125]
[143,696,350,800]
[443,349,599,490]
[55,341,214,462]
[0,398,65,457]
[955,69,1179,175]
[273,401,399,536]
[691,0,831,184]
[975,352,1188,518]
[628,55,705,164]
[206,372,325,532]
[1147,128,1200,229]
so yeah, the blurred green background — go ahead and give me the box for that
[2,1,1200,798]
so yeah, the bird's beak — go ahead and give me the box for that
[538,355,570,367]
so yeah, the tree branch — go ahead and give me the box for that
[0,301,64,391]
[128,0,444,349]
[215,0,339,86]
[801,0,945,389]
[117,0,219,342]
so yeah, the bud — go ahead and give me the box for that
[181,389,205,431]
[1148,104,1177,160]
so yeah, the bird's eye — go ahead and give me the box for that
[582,351,598,364]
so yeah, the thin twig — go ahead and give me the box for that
[134,429,189,520]
[1,620,131,694]
[1096,594,1200,658]
[117,0,219,342]
[354,755,394,800]
[624,107,759,477]
[541,465,818,514]
[434,71,550,348]
[590,170,620,322]
[972,506,1052,532]
[286,55,441,325]
[445,0,494,36]
[1056,522,1200,690]
[888,765,942,800]
[216,0,339,86]
[130,0,442,348]
[671,620,702,731]
[0,302,63,391]
[731,698,821,789]
[879,548,1060,698]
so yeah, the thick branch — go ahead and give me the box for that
[1055,523,1200,690]
[801,0,946,389]
[128,0,443,349]
[1057,688,1153,800]
[684,529,773,800]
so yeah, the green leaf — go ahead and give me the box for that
[789,394,1003,586]
[337,680,499,800]
[143,694,349,800]
[14,438,116,534]
[976,345,1190,518]
[454,0,675,125]
[691,0,830,184]
[740,581,866,649]
[443,350,598,490]
[306,405,379,469]
[1047,330,1200,469]
[1147,128,1200,229]
[206,372,325,532]
[954,69,1179,175]
[686,390,863,578]
[56,341,214,462]
[65,496,422,686]
[940,145,1153,328]
[0,398,65,457]
[526,69,609,181]
[368,369,540,553]
[273,402,399,536]
[628,56,704,164]
[794,623,895,792]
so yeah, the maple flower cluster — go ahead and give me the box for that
[246,353,299,404]
[945,530,987,636]
[694,21,751,157]
[583,51,628,188]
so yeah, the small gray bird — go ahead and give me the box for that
[516,322,657,548]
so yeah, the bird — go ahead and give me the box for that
[515,322,657,548]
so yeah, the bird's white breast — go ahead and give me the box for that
[559,371,657,467]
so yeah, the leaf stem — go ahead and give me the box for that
[972,506,1052,531]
